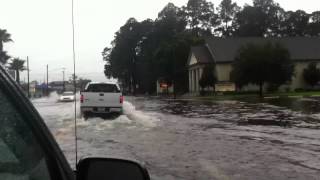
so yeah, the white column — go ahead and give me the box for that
[198,68,200,92]
[199,68,202,91]
[190,70,193,93]
[192,69,195,92]
[195,69,199,93]
[189,70,192,93]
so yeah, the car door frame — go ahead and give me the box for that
[0,65,75,180]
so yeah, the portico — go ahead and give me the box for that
[187,46,214,95]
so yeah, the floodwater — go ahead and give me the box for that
[32,93,320,180]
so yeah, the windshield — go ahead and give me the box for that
[2,0,320,179]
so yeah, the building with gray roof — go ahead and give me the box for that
[187,37,320,94]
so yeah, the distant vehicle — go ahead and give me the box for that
[80,82,123,118]
[59,91,75,102]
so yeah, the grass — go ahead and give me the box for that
[183,91,320,101]
[267,91,320,97]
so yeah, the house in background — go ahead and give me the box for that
[187,37,320,95]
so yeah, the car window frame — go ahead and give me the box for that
[0,65,75,180]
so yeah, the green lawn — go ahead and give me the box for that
[267,91,320,97]
[184,91,320,101]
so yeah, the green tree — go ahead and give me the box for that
[308,11,320,36]
[232,42,294,97]
[154,32,204,95]
[104,3,190,94]
[103,18,153,93]
[0,51,10,64]
[8,58,26,84]
[216,0,240,37]
[199,64,217,95]
[234,0,284,37]
[303,62,320,88]
[281,10,310,37]
[102,47,112,78]
[0,29,13,64]
[0,29,12,52]
[180,0,218,36]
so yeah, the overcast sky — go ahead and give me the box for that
[0,0,319,83]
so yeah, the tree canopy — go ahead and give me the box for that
[9,58,26,84]
[199,64,217,91]
[180,0,219,36]
[103,0,320,95]
[303,62,320,87]
[232,42,294,96]
[216,0,240,36]
[0,28,12,65]
[0,51,10,64]
[0,29,12,52]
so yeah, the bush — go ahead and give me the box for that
[303,62,320,87]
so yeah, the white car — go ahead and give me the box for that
[59,91,75,102]
[80,82,123,117]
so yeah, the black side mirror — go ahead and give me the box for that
[76,158,150,180]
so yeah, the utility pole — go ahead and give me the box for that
[27,56,30,98]
[46,64,49,96]
[62,68,66,92]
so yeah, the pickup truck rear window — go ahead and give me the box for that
[85,84,120,93]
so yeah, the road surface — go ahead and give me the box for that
[32,93,320,180]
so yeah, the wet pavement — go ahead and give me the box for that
[32,94,320,180]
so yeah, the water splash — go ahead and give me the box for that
[122,101,160,128]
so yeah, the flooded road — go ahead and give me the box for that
[32,94,320,180]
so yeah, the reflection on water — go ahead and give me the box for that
[159,97,320,129]
[261,97,320,114]
[32,95,320,179]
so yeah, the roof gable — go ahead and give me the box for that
[187,46,214,66]
[189,53,197,66]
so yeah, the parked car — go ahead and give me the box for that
[80,82,123,118]
[0,65,150,180]
[59,91,75,102]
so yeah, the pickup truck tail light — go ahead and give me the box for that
[80,94,84,103]
[120,95,124,104]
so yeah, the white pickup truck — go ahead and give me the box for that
[80,82,123,117]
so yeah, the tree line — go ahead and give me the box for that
[103,0,320,95]
[0,29,27,85]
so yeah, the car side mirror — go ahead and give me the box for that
[76,158,150,180]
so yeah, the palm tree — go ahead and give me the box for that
[0,29,13,52]
[8,58,26,84]
[0,51,10,64]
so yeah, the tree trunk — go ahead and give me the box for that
[225,21,228,36]
[16,70,20,85]
[128,77,132,95]
[0,42,3,52]
[173,83,176,99]
[259,82,264,98]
